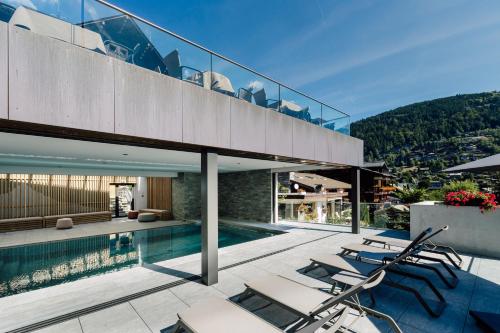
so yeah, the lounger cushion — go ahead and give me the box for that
[177,297,281,333]
[56,218,73,229]
[245,275,332,316]
[311,254,375,276]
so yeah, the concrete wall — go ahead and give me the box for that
[410,201,500,258]
[9,26,114,132]
[133,176,148,210]
[0,22,7,119]
[172,173,201,220]
[4,25,363,166]
[114,61,183,142]
[219,170,272,223]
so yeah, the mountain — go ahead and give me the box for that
[351,92,500,187]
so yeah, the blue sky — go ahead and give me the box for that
[13,0,500,121]
[110,0,500,121]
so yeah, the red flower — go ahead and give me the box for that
[444,190,498,212]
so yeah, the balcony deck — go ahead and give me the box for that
[0,221,497,333]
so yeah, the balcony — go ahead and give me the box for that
[0,0,350,135]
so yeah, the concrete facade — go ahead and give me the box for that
[230,98,267,153]
[114,61,183,142]
[182,83,231,148]
[0,22,6,119]
[8,26,114,132]
[265,110,294,157]
[3,25,363,167]
[410,201,500,258]
[219,170,273,222]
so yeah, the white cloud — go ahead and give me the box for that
[289,12,500,88]
[248,80,264,91]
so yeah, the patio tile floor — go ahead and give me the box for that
[0,221,496,333]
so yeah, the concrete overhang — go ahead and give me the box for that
[0,132,303,176]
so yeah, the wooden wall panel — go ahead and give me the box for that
[0,174,137,219]
[147,177,172,211]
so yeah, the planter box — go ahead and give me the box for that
[410,201,500,258]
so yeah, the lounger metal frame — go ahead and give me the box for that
[363,226,463,269]
[306,228,447,317]
[344,226,459,288]
[239,271,402,332]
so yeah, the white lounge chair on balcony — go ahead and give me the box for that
[191,71,235,96]
[253,88,278,109]
[163,49,203,85]
[72,25,107,55]
[9,6,106,54]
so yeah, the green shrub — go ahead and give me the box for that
[396,188,427,204]
[426,189,445,201]
[442,180,479,195]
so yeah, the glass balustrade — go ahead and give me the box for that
[0,0,351,135]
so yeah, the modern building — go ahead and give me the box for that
[308,161,396,203]
[0,2,363,286]
[278,172,350,223]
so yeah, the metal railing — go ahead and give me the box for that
[0,0,350,135]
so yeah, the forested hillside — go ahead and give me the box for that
[351,92,500,189]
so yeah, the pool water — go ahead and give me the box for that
[0,223,281,297]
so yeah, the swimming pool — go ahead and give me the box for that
[0,223,281,297]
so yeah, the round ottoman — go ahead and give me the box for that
[128,210,139,219]
[56,218,73,229]
[138,213,157,223]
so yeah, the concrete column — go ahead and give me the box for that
[201,151,218,285]
[272,172,279,223]
[351,167,360,234]
[134,177,148,210]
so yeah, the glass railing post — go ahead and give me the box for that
[320,104,323,127]
[209,52,213,92]
[80,0,84,28]
[278,84,281,113]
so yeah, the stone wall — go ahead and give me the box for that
[172,173,201,220]
[172,170,273,223]
[219,170,272,222]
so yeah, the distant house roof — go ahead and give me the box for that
[290,172,351,190]
[444,154,500,173]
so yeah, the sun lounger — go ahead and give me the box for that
[238,271,402,332]
[173,297,282,333]
[307,228,447,317]
[341,226,459,288]
[362,226,463,269]
[173,296,359,333]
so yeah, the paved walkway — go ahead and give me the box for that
[0,218,190,248]
[0,221,498,333]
